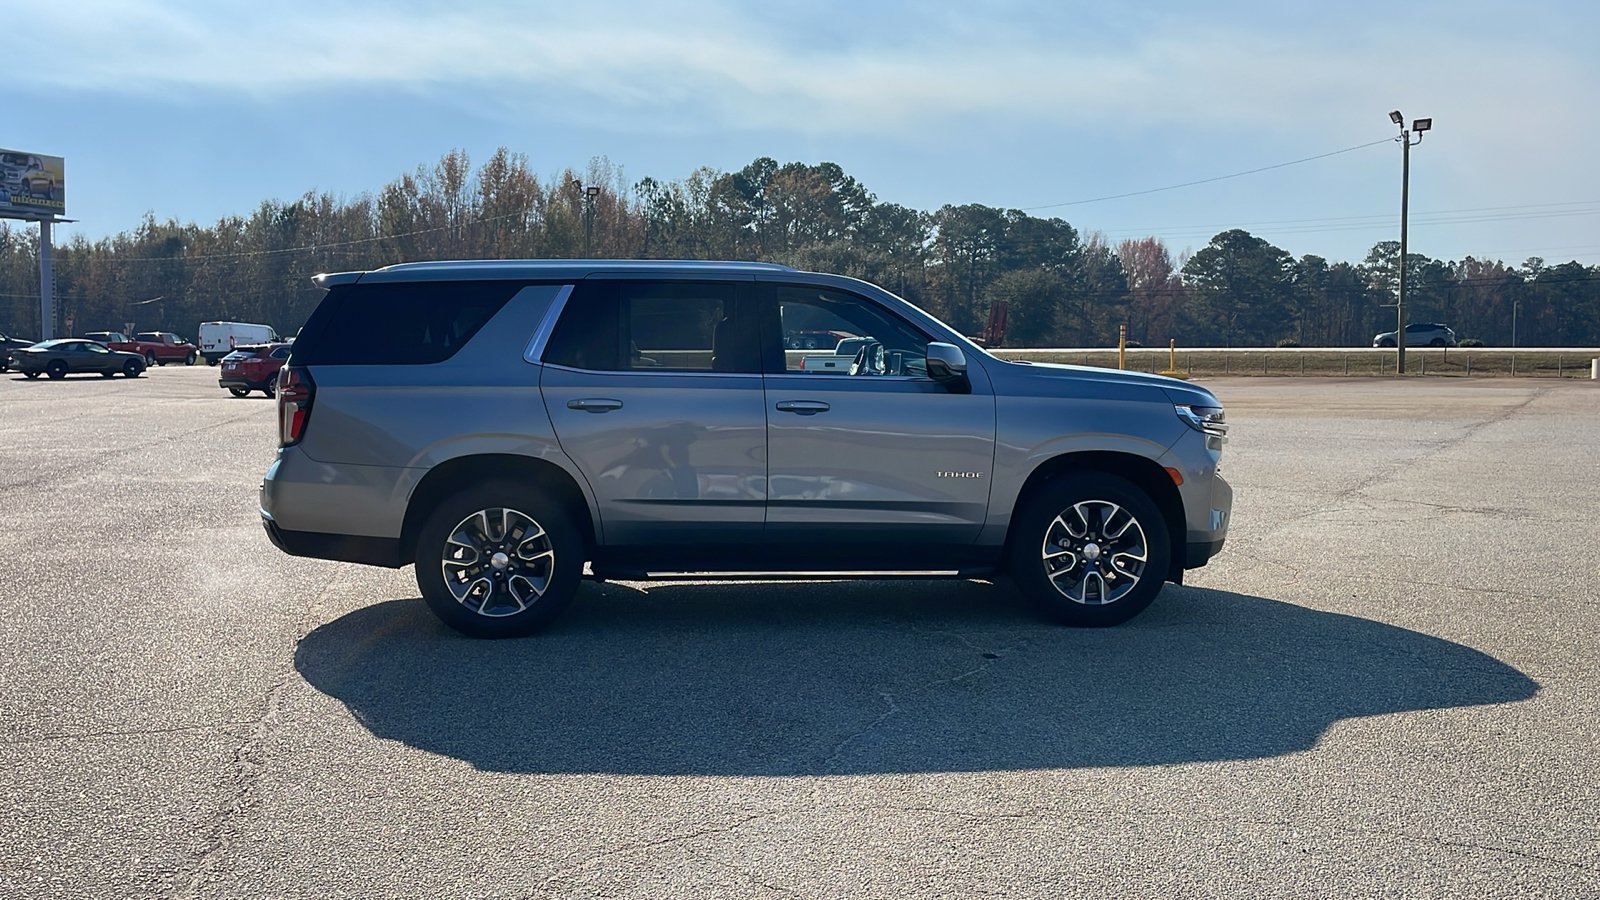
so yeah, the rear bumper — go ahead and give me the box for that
[219,375,271,390]
[261,509,404,568]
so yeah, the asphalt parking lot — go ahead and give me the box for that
[2,365,1597,898]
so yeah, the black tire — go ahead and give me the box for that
[1429,338,1446,347]
[228,386,249,398]
[47,360,67,380]
[206,356,218,366]
[101,369,116,378]
[123,360,142,378]
[24,370,39,379]
[185,352,197,366]
[262,380,276,399]
[145,351,156,366]
[1375,339,1395,348]
[1008,472,1171,627]
[414,482,584,638]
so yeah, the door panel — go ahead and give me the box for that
[538,278,767,548]
[541,367,767,546]
[764,374,995,543]
[761,283,997,546]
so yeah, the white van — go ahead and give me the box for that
[198,322,280,365]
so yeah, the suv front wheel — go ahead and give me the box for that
[414,482,583,638]
[1009,473,1171,627]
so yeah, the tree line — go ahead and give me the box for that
[2,148,1596,348]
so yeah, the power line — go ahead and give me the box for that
[1021,138,1396,211]
[1100,202,1600,242]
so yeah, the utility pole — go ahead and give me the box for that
[1389,110,1431,374]
[583,185,601,258]
[39,219,54,339]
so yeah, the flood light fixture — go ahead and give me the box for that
[1389,110,1403,125]
[1412,118,1432,133]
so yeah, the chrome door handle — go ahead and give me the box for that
[775,400,830,415]
[567,398,623,412]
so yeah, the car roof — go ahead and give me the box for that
[313,259,798,287]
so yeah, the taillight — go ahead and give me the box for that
[278,366,315,447]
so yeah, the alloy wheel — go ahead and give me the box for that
[1041,500,1149,605]
[441,507,556,618]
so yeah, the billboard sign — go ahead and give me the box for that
[0,148,65,219]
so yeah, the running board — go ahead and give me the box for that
[586,567,997,582]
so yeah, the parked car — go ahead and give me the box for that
[198,322,280,365]
[0,331,34,371]
[1373,323,1457,347]
[9,339,146,379]
[217,343,292,397]
[260,260,1233,639]
[84,331,197,365]
[134,332,197,365]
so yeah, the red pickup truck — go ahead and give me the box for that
[84,331,198,366]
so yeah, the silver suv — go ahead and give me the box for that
[1373,322,1456,347]
[260,261,1232,637]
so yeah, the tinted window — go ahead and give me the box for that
[292,280,519,366]
[625,282,756,373]
[544,281,759,373]
[543,282,620,371]
[270,346,292,359]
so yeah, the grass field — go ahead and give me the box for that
[995,348,1600,378]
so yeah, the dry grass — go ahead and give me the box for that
[995,349,1600,378]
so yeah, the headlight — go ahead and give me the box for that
[1176,404,1227,440]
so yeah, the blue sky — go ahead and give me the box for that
[12,1,1600,266]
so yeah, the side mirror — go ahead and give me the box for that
[924,342,971,394]
[924,342,967,379]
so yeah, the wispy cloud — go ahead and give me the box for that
[24,1,1597,145]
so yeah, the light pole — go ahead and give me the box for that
[1389,110,1431,374]
[1512,298,1520,348]
[583,185,601,258]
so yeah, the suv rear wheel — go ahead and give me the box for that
[1009,473,1171,627]
[414,482,583,638]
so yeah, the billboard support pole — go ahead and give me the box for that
[39,219,54,340]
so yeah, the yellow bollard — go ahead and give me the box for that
[1118,325,1127,370]
[1158,338,1189,379]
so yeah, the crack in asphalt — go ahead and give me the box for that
[895,805,1599,875]
[679,843,799,898]
[1230,386,1552,547]
[0,721,259,747]
[536,812,775,895]
[167,574,341,899]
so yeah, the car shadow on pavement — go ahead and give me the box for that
[294,580,1537,775]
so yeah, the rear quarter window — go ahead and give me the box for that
[291,280,521,366]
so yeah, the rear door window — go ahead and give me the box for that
[543,281,759,374]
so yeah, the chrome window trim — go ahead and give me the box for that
[766,372,933,383]
[522,284,576,365]
[539,361,764,379]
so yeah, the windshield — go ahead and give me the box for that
[31,339,68,349]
